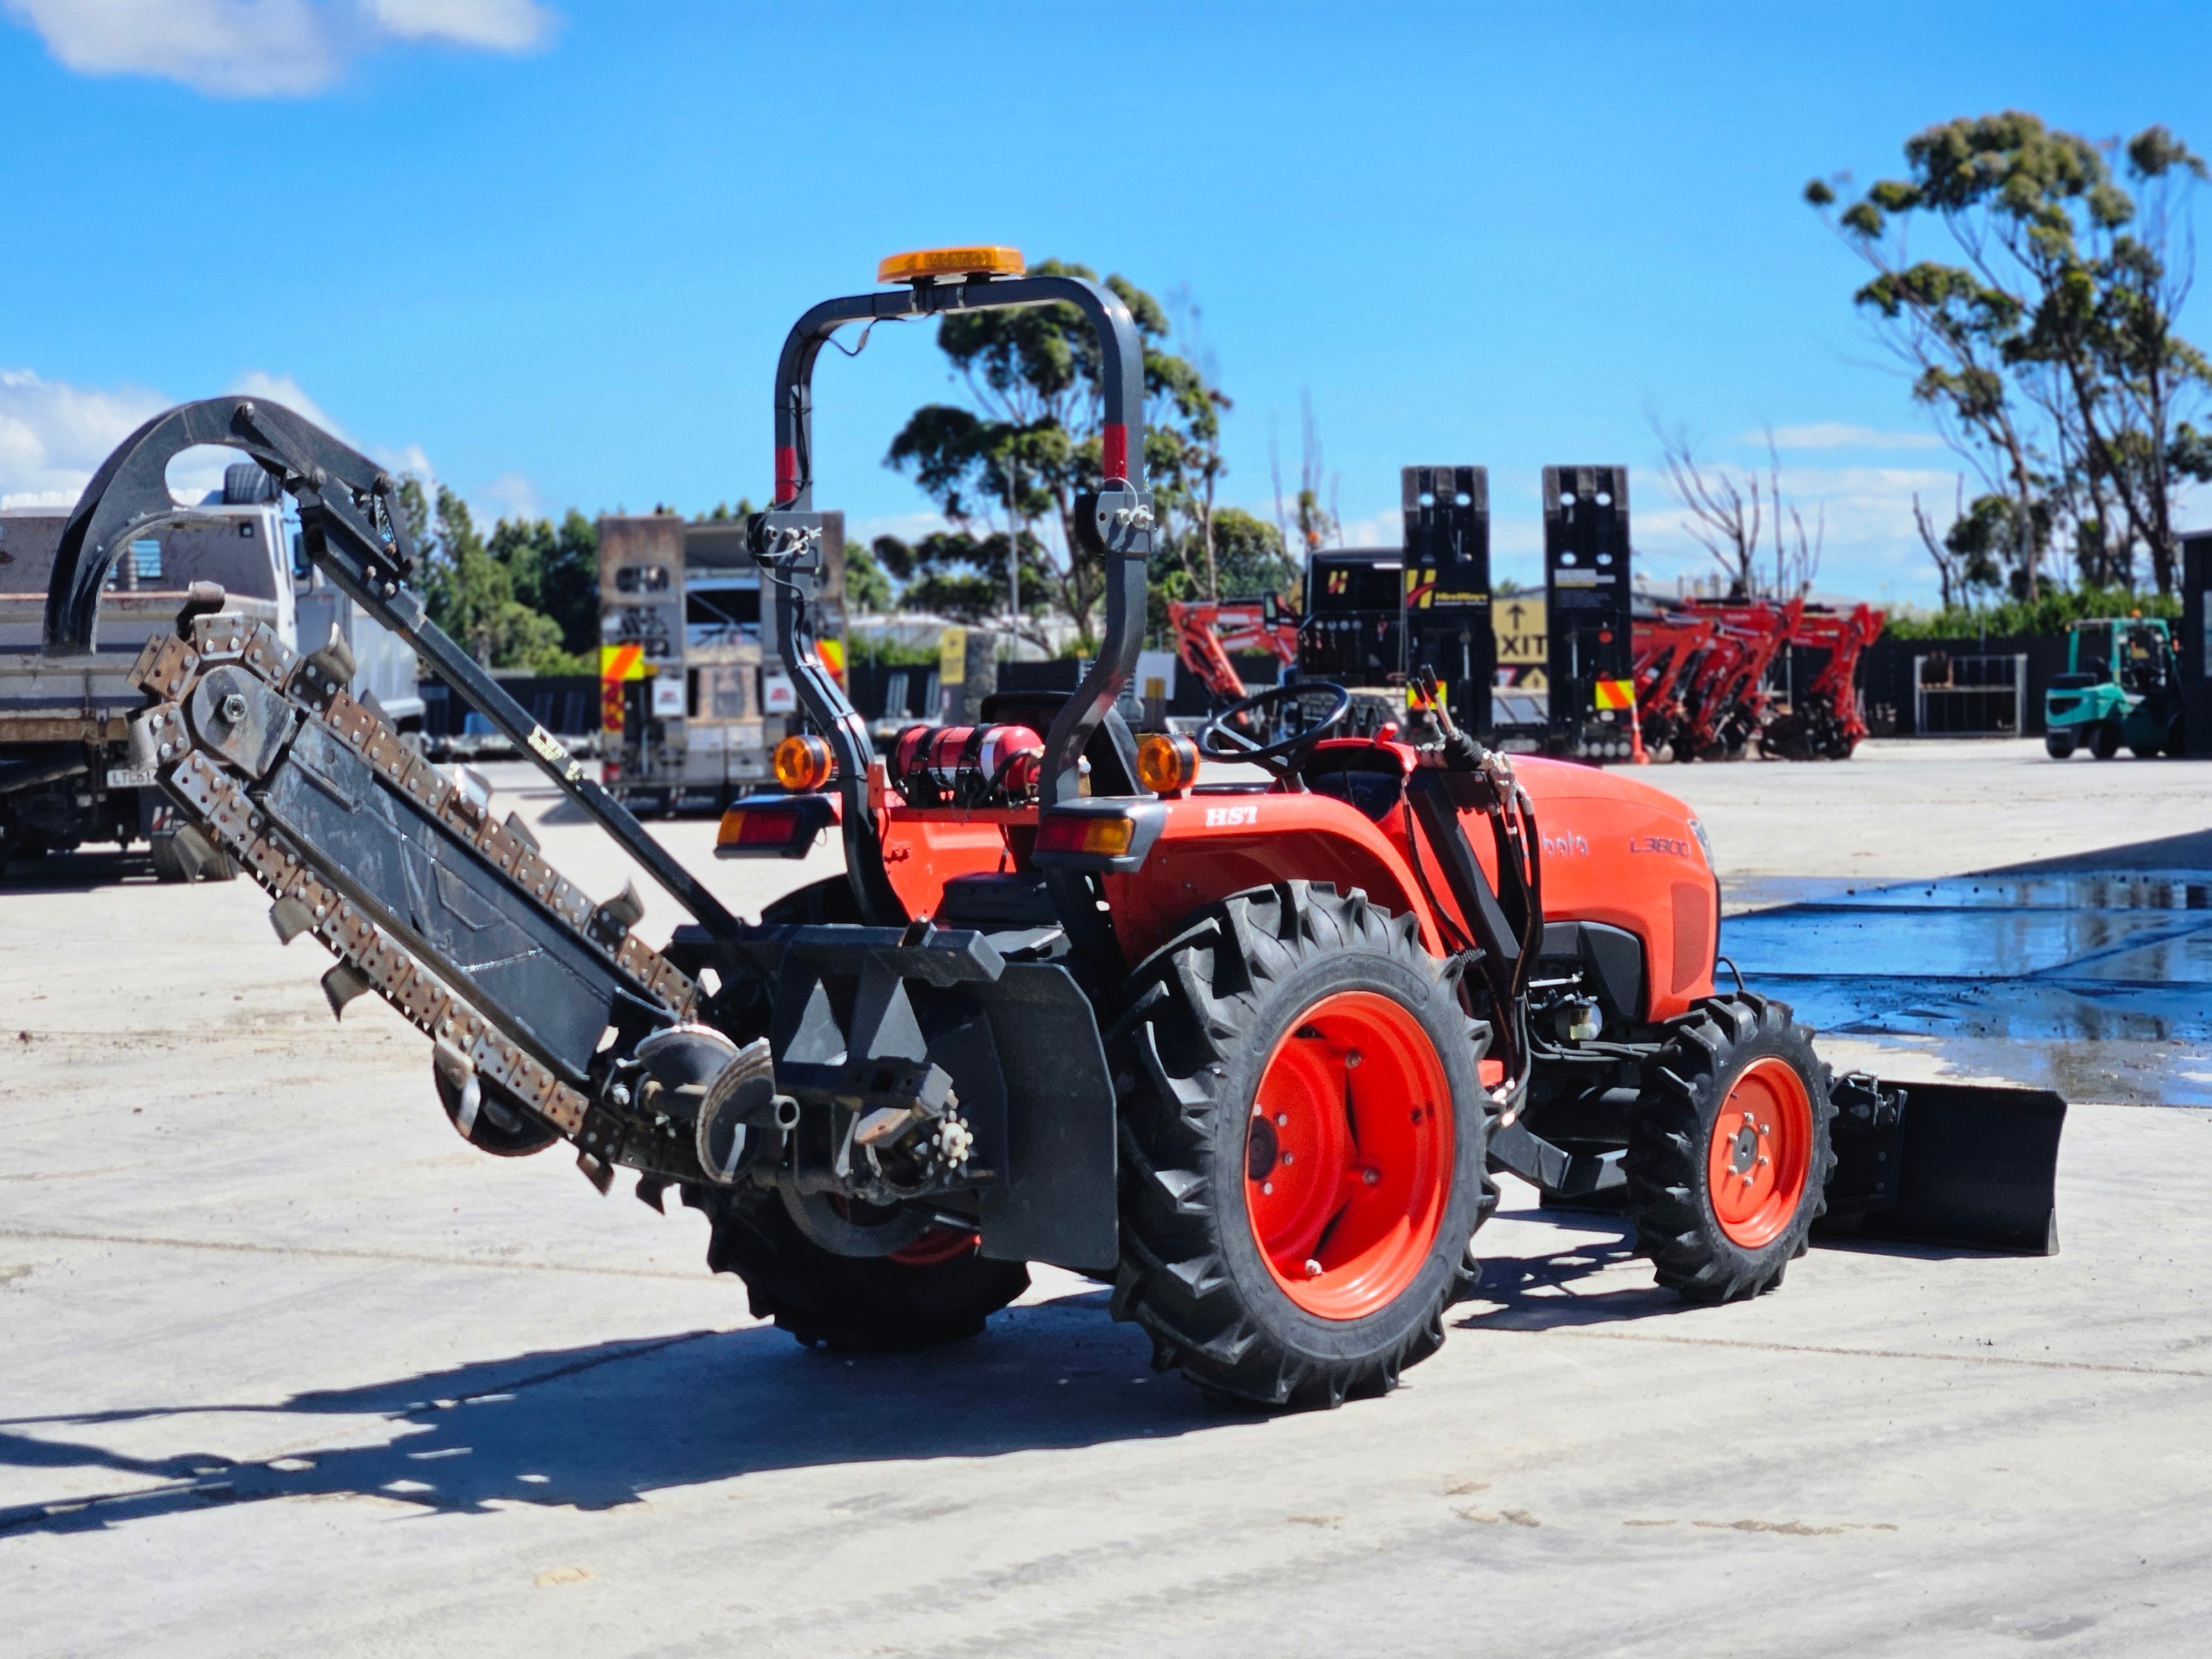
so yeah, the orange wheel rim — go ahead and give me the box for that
[1704,1056,1813,1248]
[1244,992,1454,1320]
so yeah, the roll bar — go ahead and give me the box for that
[748,271,1156,927]
[40,396,743,938]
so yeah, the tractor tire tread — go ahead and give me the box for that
[1110,881,1491,1410]
[1624,994,1834,1303]
[695,1190,1029,1353]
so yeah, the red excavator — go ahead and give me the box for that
[43,247,2060,1410]
[1166,594,1299,709]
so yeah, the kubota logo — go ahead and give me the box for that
[1204,805,1259,828]
[1542,831,1589,857]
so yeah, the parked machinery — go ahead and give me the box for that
[2043,617,2185,760]
[598,513,826,813]
[44,251,2064,1411]
[1164,593,1298,709]
[4,461,416,876]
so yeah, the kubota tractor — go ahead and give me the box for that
[41,248,2066,1409]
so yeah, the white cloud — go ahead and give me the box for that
[0,363,445,514]
[1759,423,1944,452]
[228,368,348,441]
[0,367,169,507]
[3,0,554,99]
[363,0,550,51]
[473,471,540,523]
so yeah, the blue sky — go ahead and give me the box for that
[4,1,2209,606]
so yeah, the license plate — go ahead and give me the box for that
[106,766,156,789]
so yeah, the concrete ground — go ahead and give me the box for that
[3,740,2209,1657]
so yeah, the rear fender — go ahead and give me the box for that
[705,924,1119,1271]
[1101,790,1442,966]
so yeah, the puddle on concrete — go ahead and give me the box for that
[1719,870,2212,1107]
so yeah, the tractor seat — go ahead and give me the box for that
[1301,745,1407,823]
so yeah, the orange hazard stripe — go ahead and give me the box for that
[600,643,644,683]
[1594,677,1635,710]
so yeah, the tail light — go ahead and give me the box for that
[1030,801,1164,870]
[715,792,837,859]
[1034,813,1136,857]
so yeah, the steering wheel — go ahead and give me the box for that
[1197,682,1354,765]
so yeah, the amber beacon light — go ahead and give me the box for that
[876,246,1025,284]
[773,733,834,792]
[1136,733,1201,795]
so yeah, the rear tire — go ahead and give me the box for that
[696,1190,1030,1352]
[1112,882,1493,1409]
[2044,731,2077,759]
[1625,994,1833,1302]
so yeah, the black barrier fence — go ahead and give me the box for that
[1854,635,2072,737]
[420,675,599,738]
[842,653,1283,725]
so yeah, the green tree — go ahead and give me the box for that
[1808,112,2212,596]
[1210,507,1297,599]
[488,509,598,658]
[869,529,1054,634]
[844,538,894,613]
[419,486,586,674]
[884,259,1228,648]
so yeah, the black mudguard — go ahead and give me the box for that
[675,924,1120,1273]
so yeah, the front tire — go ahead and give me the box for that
[1625,995,1833,1302]
[2044,731,2077,759]
[1112,882,1494,1409]
[2090,721,2122,760]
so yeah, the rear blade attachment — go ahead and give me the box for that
[129,608,706,1186]
[1819,1073,2067,1255]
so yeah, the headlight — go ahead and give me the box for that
[1687,817,1713,867]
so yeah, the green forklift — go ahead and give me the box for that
[2044,617,2184,758]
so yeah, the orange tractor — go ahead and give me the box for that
[44,249,2062,1409]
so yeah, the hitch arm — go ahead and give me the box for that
[41,395,740,938]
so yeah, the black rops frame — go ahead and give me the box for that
[40,397,742,937]
[747,271,1156,926]
[1400,464,1493,736]
[1541,465,1632,752]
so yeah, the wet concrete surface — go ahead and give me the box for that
[1719,871,2212,1107]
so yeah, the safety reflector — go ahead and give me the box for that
[1594,677,1635,710]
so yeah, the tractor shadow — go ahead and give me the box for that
[1454,1201,1694,1332]
[0,851,153,892]
[0,1291,1238,1540]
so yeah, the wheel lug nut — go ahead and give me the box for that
[1303,1259,1323,1277]
[1281,1152,1294,1165]
[1362,1167,1380,1186]
[1276,1113,1290,1126]
[1345,1051,1363,1069]
[1261,1181,1274,1196]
